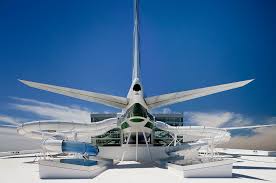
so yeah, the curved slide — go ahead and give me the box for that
[154,121,231,144]
[17,118,118,140]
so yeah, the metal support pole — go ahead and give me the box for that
[120,130,123,145]
[168,139,174,147]
[73,132,77,141]
[72,132,79,158]
[121,132,131,162]
[41,133,46,160]
[142,131,152,161]
[136,131,138,161]
[126,132,131,145]
[210,138,214,159]
[174,134,177,146]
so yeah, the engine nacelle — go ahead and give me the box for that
[43,139,99,156]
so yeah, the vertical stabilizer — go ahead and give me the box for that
[132,0,141,81]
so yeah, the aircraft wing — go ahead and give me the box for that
[145,79,254,109]
[19,80,128,109]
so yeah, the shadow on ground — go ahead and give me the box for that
[232,173,268,181]
[233,165,276,170]
[112,163,156,169]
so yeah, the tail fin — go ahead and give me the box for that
[132,0,141,81]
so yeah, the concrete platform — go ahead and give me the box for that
[98,146,168,162]
[167,159,235,178]
[1,154,276,183]
[39,159,112,179]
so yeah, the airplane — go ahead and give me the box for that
[2,0,275,161]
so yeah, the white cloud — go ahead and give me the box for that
[0,115,25,125]
[0,126,40,151]
[0,97,94,152]
[10,97,92,123]
[161,108,172,114]
[221,126,276,151]
[183,111,276,150]
[184,111,251,127]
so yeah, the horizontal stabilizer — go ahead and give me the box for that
[19,80,128,109]
[223,124,276,130]
[145,79,254,109]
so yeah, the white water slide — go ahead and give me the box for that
[17,118,117,140]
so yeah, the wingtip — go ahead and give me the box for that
[18,79,25,83]
[18,79,33,87]
[18,79,28,84]
[239,79,254,86]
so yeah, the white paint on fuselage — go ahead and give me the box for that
[120,78,152,134]
[126,78,148,109]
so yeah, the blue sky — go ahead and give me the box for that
[0,0,275,128]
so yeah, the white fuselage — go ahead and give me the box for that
[119,78,153,134]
